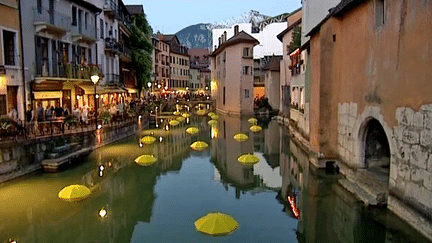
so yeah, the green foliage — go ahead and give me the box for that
[288,26,302,53]
[100,111,112,123]
[128,13,153,94]
[64,115,78,126]
[0,116,12,130]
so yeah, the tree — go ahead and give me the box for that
[127,13,153,97]
[288,25,301,53]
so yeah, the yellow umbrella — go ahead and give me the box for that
[190,141,209,151]
[182,113,191,118]
[196,110,206,116]
[141,136,156,145]
[58,185,91,202]
[237,153,260,165]
[186,126,200,134]
[250,125,262,132]
[134,154,157,166]
[248,118,258,124]
[195,212,238,236]
[208,112,216,117]
[208,119,217,125]
[233,133,249,142]
[210,114,219,120]
[173,111,181,116]
[169,120,180,126]
[176,117,185,122]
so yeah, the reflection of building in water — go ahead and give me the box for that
[212,115,256,198]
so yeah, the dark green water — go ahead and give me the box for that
[0,114,429,243]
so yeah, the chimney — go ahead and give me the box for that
[234,25,239,36]
[218,37,221,46]
[223,31,227,42]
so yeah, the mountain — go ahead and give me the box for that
[175,23,212,49]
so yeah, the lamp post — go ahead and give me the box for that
[147,81,152,92]
[91,74,100,130]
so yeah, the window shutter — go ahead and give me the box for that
[52,40,58,76]
[35,36,42,76]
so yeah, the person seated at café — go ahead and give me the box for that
[45,103,54,121]
[63,105,70,117]
[54,102,64,119]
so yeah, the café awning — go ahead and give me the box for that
[78,85,105,94]
[124,87,138,93]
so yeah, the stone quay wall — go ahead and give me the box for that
[337,102,432,240]
[0,120,144,183]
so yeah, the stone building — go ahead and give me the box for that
[0,0,24,118]
[307,0,432,239]
[162,35,190,92]
[152,35,170,92]
[189,48,210,92]
[262,55,282,112]
[210,26,258,116]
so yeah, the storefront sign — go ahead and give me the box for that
[34,91,62,99]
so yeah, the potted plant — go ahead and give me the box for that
[100,111,112,124]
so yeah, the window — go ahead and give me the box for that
[376,0,385,27]
[85,12,88,30]
[3,30,16,66]
[243,48,249,57]
[88,49,92,63]
[223,87,225,105]
[105,22,108,38]
[72,6,77,26]
[242,66,249,75]
[245,89,249,98]
[37,0,42,13]
[100,19,104,39]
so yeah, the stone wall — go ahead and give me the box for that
[0,121,142,183]
[337,102,432,239]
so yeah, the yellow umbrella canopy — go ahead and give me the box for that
[237,153,260,165]
[208,112,216,117]
[210,114,219,120]
[169,120,180,126]
[182,113,191,118]
[190,141,209,151]
[196,110,207,116]
[134,154,157,166]
[195,212,239,236]
[176,117,185,122]
[141,136,156,145]
[208,119,218,125]
[186,126,200,134]
[233,133,249,142]
[58,185,91,202]
[248,118,258,124]
[173,111,181,116]
[250,125,262,132]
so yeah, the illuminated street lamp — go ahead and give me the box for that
[91,74,100,130]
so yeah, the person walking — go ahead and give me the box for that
[25,104,34,135]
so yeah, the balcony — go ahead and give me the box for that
[104,37,121,54]
[103,0,120,19]
[33,7,71,35]
[71,24,96,43]
[119,44,131,61]
[36,62,101,81]
[104,73,121,86]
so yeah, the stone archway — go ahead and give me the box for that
[363,119,390,169]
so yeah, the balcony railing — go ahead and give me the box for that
[119,44,131,59]
[104,73,121,86]
[104,38,121,53]
[36,63,101,80]
[33,7,71,33]
[71,24,96,43]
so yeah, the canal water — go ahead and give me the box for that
[0,113,429,242]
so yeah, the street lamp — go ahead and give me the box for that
[91,74,100,130]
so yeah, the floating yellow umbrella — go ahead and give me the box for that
[173,111,181,116]
[58,185,91,202]
[182,113,191,118]
[169,120,180,126]
[190,141,209,151]
[186,126,199,134]
[248,118,258,124]
[196,110,206,116]
[250,125,262,132]
[208,119,217,125]
[208,112,216,117]
[195,212,239,236]
[237,153,260,165]
[233,133,249,142]
[141,136,156,145]
[211,114,219,120]
[176,117,185,122]
[134,154,157,166]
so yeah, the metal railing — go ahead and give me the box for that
[104,73,121,86]
[71,24,96,40]
[105,37,120,52]
[33,7,71,32]
[36,63,101,79]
